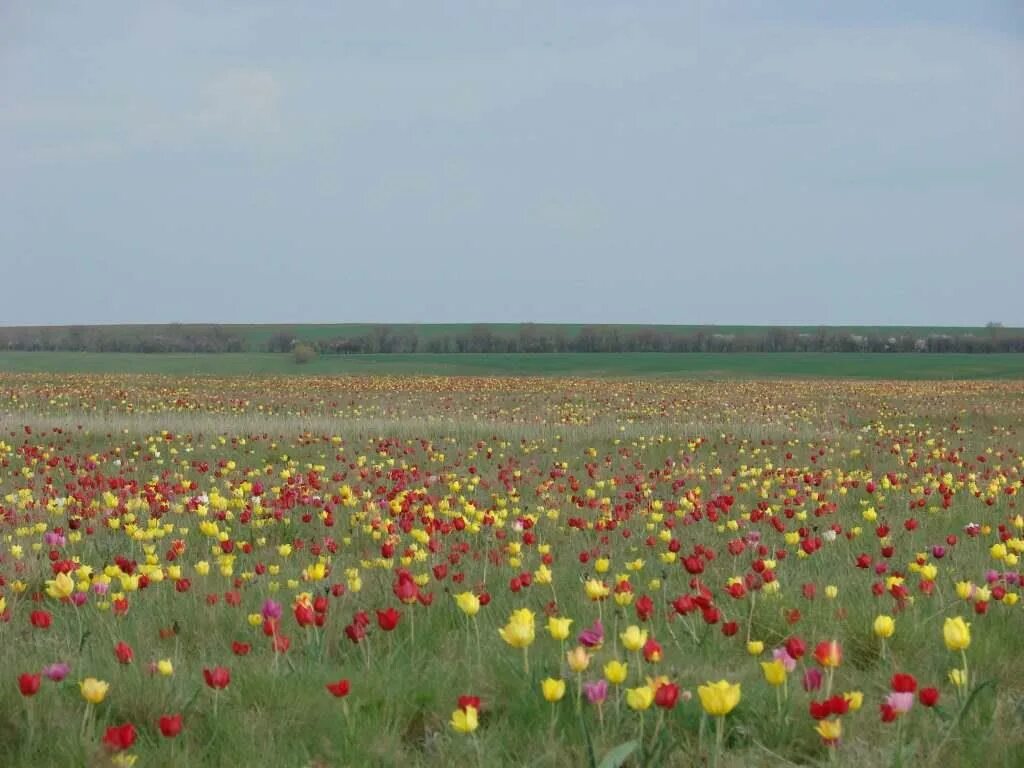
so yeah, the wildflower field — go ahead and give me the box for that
[1,373,1023,767]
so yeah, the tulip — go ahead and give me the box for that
[498,609,535,649]
[699,681,741,768]
[815,718,842,746]
[326,679,350,698]
[885,691,914,714]
[203,667,231,690]
[604,660,628,685]
[761,660,787,687]
[620,625,648,652]
[919,687,940,707]
[943,616,971,651]
[450,705,478,733]
[578,619,604,649]
[567,646,590,673]
[772,647,797,672]
[874,615,895,639]
[584,579,610,601]
[45,572,74,600]
[802,668,823,692]
[158,714,183,738]
[42,663,70,682]
[698,680,741,717]
[498,608,535,673]
[642,637,662,663]
[813,640,842,668]
[547,616,573,641]
[18,673,41,697]
[80,678,109,704]
[843,691,863,711]
[746,640,765,656]
[157,659,174,677]
[102,723,136,752]
[114,642,134,665]
[584,679,608,704]
[541,677,566,703]
[626,685,654,711]
[376,607,401,632]
[454,592,480,617]
[654,682,680,710]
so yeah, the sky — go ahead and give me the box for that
[1,1,1022,327]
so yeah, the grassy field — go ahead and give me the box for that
[3,351,1024,378]
[0,376,1022,767]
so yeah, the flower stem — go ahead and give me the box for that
[713,715,724,768]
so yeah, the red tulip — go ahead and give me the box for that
[114,641,134,665]
[785,636,806,660]
[102,723,136,752]
[231,641,251,656]
[457,694,481,712]
[654,682,680,710]
[919,687,940,707]
[891,673,917,693]
[813,640,842,668]
[326,679,350,698]
[18,673,41,697]
[203,667,230,689]
[158,714,183,738]
[635,594,654,622]
[30,610,52,630]
[377,607,401,631]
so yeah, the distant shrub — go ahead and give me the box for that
[292,343,318,365]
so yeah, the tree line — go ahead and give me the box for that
[0,325,248,353]
[273,324,1024,354]
[3,323,1023,355]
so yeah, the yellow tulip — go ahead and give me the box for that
[620,625,648,652]
[746,641,765,656]
[541,678,566,703]
[454,592,480,617]
[157,659,174,677]
[498,608,535,649]
[80,677,110,704]
[843,690,863,711]
[949,668,968,688]
[626,685,654,711]
[760,660,787,687]
[450,705,478,733]
[547,616,573,641]
[815,718,842,743]
[873,615,896,639]
[45,572,74,600]
[943,616,971,651]
[698,680,741,716]
[584,579,610,600]
[604,660,628,685]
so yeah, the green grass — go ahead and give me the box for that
[2,351,1024,378]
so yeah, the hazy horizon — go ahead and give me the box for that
[2,2,1021,327]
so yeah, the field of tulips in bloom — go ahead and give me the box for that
[1,373,1023,767]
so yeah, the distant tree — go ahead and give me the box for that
[292,343,317,364]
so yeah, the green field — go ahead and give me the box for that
[2,351,1024,378]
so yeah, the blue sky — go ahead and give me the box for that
[1,1,1021,326]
